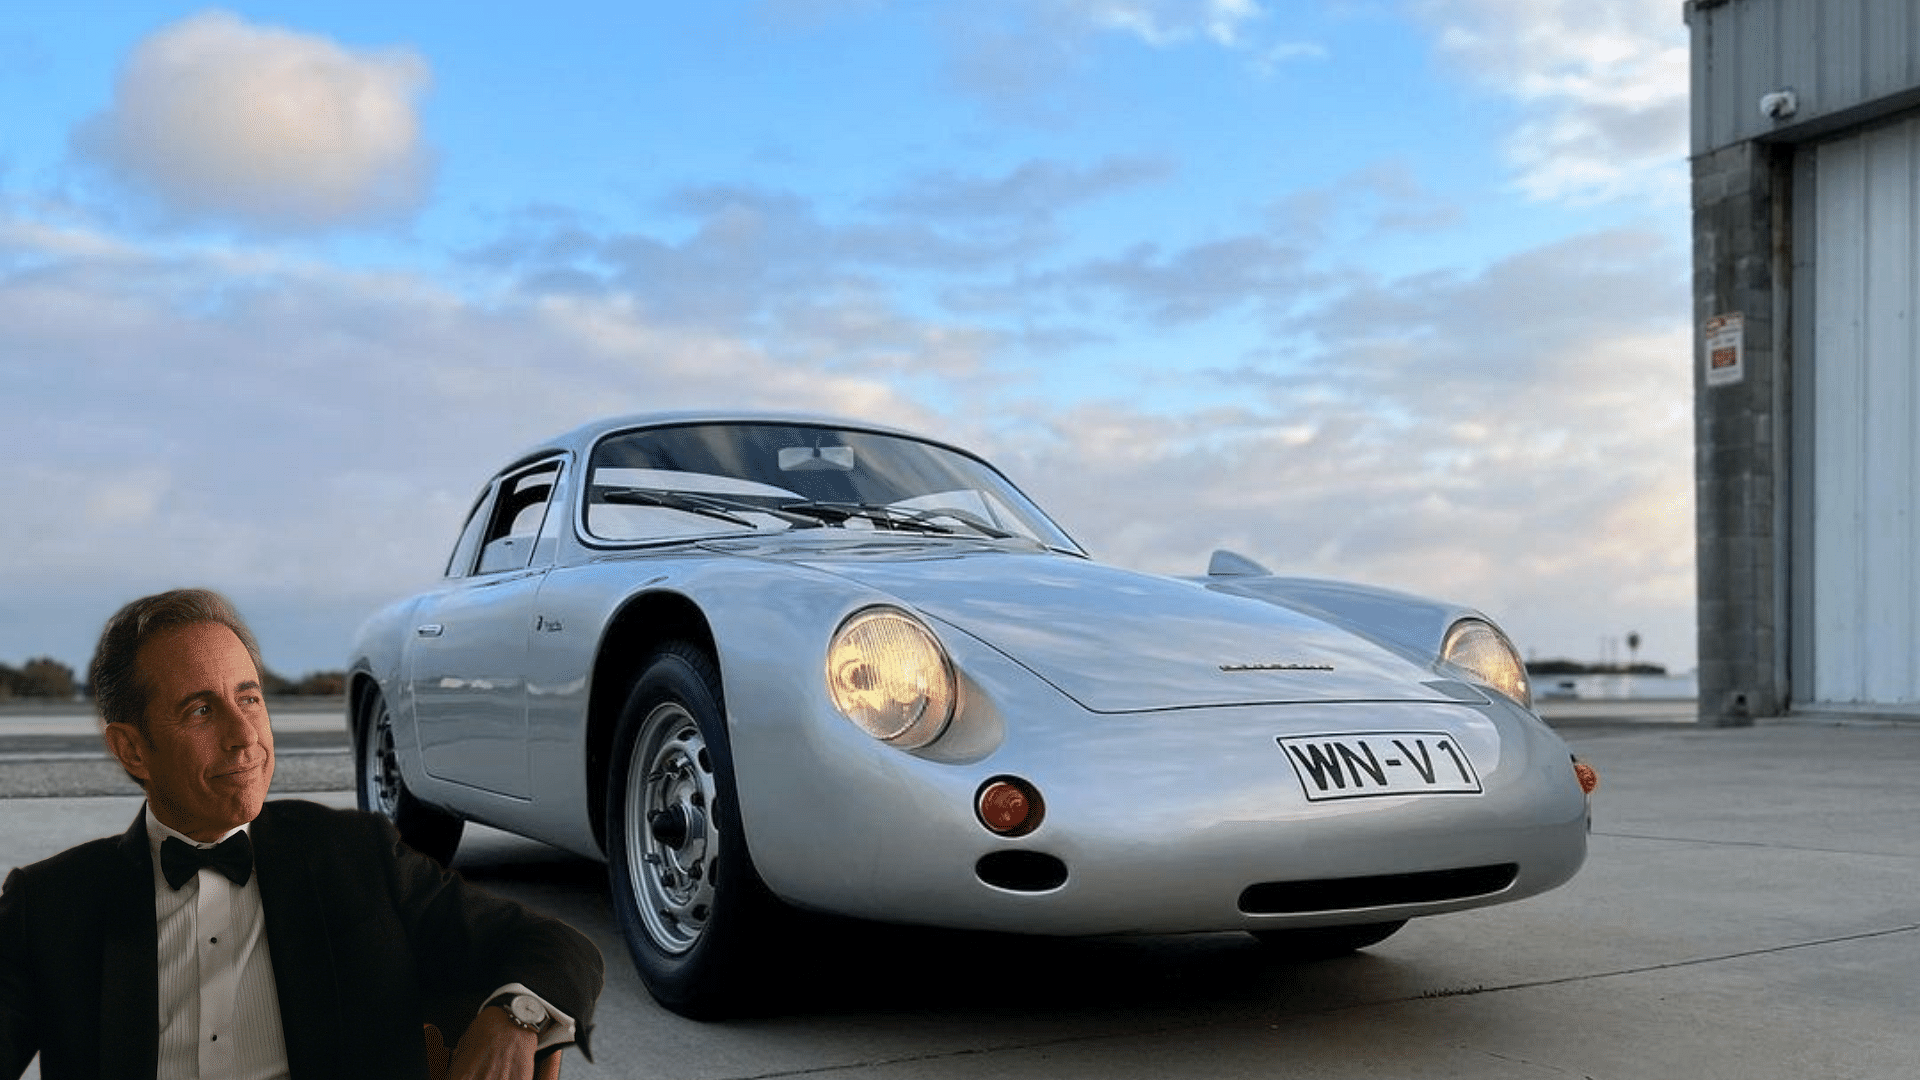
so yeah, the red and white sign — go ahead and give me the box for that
[1704,312,1744,387]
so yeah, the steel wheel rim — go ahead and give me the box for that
[364,702,402,818]
[626,701,718,955]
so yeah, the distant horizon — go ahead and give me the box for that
[0,647,1696,692]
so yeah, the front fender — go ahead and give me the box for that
[344,594,430,747]
[1204,575,1490,675]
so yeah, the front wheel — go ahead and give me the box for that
[606,644,781,1018]
[357,689,464,866]
[1250,920,1407,959]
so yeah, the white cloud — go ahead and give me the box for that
[939,0,1316,115]
[4,95,1699,678]
[0,213,950,672]
[74,10,433,230]
[0,204,1699,675]
[83,468,170,526]
[1250,39,1328,77]
[443,168,1695,667]
[0,216,139,260]
[874,157,1175,221]
[1057,234,1310,324]
[1073,0,1267,47]
[992,226,1696,668]
[1411,0,1688,203]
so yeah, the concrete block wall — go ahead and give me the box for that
[1692,141,1788,726]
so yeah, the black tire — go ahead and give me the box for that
[357,688,465,866]
[1250,920,1407,959]
[606,643,782,1019]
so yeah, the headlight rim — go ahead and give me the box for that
[826,605,959,750]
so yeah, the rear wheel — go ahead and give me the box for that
[357,689,465,866]
[1250,920,1407,959]
[606,644,781,1018]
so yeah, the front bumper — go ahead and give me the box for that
[735,687,1589,936]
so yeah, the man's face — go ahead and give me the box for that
[105,621,275,841]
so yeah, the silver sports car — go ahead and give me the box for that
[348,413,1593,1017]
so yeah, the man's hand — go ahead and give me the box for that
[447,1002,539,1080]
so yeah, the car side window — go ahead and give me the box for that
[444,485,499,578]
[474,461,563,575]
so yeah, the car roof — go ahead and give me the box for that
[496,410,983,474]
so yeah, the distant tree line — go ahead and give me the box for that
[0,657,347,701]
[0,658,78,701]
[1525,659,1668,676]
[262,669,348,697]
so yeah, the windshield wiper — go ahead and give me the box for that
[778,501,949,534]
[903,505,1016,539]
[601,487,821,529]
[779,501,1013,539]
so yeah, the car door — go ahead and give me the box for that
[406,457,566,798]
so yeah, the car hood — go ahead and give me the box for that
[777,545,1475,713]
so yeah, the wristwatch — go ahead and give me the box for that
[486,992,553,1036]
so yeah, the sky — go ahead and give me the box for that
[0,0,1696,680]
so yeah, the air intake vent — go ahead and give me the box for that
[975,850,1068,893]
[1238,864,1517,915]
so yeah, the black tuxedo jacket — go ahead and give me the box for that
[0,799,603,1080]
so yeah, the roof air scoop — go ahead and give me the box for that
[1208,549,1270,577]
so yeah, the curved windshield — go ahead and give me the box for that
[584,422,1080,552]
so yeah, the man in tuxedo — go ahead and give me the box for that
[0,588,604,1080]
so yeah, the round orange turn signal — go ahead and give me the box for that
[1573,758,1599,795]
[976,777,1044,836]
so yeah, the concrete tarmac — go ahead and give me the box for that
[1,713,1914,1079]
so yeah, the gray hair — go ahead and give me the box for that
[91,588,265,740]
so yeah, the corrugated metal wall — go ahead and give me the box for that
[1692,0,1920,154]
[1807,116,1920,708]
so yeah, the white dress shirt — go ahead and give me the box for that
[146,810,287,1080]
[144,806,577,1080]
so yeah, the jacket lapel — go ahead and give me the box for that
[99,809,158,1080]
[251,802,343,1080]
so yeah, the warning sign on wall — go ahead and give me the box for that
[1704,313,1744,387]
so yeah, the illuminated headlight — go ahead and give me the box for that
[826,608,957,749]
[1442,618,1532,709]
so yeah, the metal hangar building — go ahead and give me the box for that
[1689,0,1920,724]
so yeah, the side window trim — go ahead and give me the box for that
[444,484,501,579]
[533,457,572,566]
[474,457,565,576]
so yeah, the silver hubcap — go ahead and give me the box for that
[363,703,402,818]
[626,702,718,955]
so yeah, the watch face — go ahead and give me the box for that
[509,996,547,1028]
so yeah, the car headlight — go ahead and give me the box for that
[1442,618,1532,709]
[826,607,957,749]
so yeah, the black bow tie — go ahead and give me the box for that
[161,832,253,890]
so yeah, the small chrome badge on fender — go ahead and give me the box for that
[1219,662,1334,672]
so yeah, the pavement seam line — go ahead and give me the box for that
[1400,922,1920,1002]
[1594,829,1920,859]
[1473,1046,1595,1078]
[713,923,1920,1080]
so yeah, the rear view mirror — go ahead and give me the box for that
[778,446,855,472]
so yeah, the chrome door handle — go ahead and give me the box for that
[415,624,444,637]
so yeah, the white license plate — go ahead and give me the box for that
[1279,731,1482,802]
